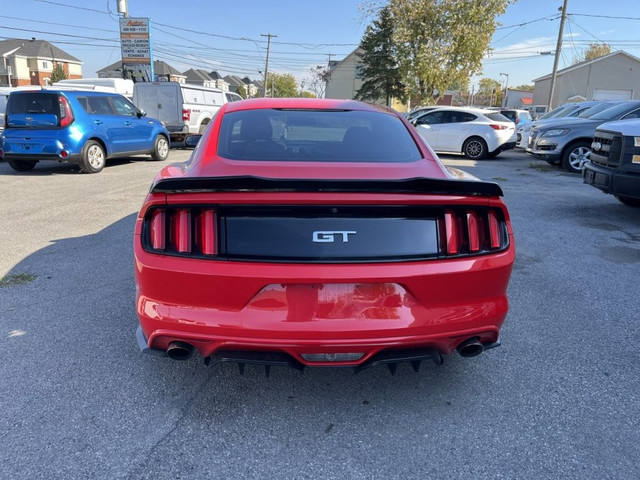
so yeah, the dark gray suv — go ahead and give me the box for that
[525,101,640,173]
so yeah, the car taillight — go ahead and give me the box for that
[145,207,218,256]
[490,124,509,130]
[59,96,74,127]
[440,208,506,256]
[182,109,191,121]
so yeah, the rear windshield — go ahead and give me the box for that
[485,112,511,122]
[7,93,60,116]
[217,109,422,162]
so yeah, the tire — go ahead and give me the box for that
[562,141,591,173]
[7,159,37,172]
[79,140,106,174]
[615,195,640,207]
[151,135,170,161]
[198,121,210,134]
[462,137,488,160]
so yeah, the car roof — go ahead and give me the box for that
[223,97,397,114]
[9,89,123,98]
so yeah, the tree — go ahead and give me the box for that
[236,85,247,99]
[389,0,513,104]
[585,43,611,61]
[355,6,406,105]
[266,72,298,98]
[49,62,67,83]
[478,77,502,106]
[298,90,316,98]
[301,65,331,99]
[573,43,611,64]
[512,84,533,91]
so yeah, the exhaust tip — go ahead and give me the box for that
[166,341,195,361]
[456,337,484,358]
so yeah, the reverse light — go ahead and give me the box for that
[182,109,191,121]
[301,353,364,362]
[634,137,640,147]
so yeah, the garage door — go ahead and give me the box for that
[593,89,633,101]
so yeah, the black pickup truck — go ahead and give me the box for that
[583,119,640,207]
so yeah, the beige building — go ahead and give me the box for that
[325,48,407,111]
[0,38,82,86]
[533,51,640,108]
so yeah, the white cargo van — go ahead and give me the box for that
[132,82,226,142]
[52,78,134,98]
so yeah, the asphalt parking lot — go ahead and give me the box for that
[1,149,639,479]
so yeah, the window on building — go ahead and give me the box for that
[43,61,48,69]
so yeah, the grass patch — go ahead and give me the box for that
[528,161,553,172]
[493,176,508,182]
[0,273,37,288]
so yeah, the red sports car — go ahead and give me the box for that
[134,98,515,373]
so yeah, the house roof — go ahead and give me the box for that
[209,71,223,80]
[183,68,213,83]
[0,38,81,63]
[223,75,246,87]
[328,47,363,72]
[97,59,185,78]
[153,60,184,77]
[532,50,640,82]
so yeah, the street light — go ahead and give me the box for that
[500,72,509,108]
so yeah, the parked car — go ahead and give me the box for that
[0,90,170,173]
[583,119,640,207]
[134,98,515,371]
[500,109,533,126]
[132,82,226,143]
[406,106,439,122]
[516,101,603,149]
[529,105,548,119]
[525,101,640,173]
[413,106,515,159]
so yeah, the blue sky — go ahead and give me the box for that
[2,0,640,92]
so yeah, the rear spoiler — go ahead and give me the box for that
[150,176,504,197]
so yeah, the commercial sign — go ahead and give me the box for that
[119,17,154,82]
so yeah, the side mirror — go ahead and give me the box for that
[185,135,202,148]
[137,109,147,118]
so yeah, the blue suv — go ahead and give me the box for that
[0,89,170,173]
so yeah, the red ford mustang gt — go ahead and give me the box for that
[134,98,515,373]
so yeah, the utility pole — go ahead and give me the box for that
[500,72,509,108]
[261,33,277,97]
[548,0,569,109]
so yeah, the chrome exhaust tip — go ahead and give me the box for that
[166,341,195,361]
[456,337,484,358]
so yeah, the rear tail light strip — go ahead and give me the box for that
[142,206,507,260]
[439,208,507,257]
[144,207,218,257]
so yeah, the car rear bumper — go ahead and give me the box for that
[134,241,514,366]
[1,152,81,163]
[583,161,640,198]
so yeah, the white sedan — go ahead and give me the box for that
[412,107,515,159]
